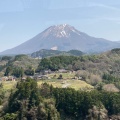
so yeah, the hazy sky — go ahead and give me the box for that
[0,0,120,52]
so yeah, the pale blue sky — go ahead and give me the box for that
[0,0,120,52]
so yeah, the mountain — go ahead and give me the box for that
[31,49,84,58]
[0,24,120,55]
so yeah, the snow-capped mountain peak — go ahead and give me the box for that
[43,24,81,38]
[1,24,120,55]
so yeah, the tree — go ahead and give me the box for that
[4,66,12,76]
[86,105,108,120]
[4,78,60,120]
[24,66,35,76]
[12,67,24,78]
[57,74,63,79]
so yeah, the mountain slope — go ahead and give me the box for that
[0,24,120,55]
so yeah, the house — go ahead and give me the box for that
[43,70,52,75]
[8,76,16,81]
[22,77,27,80]
[58,69,68,73]
[34,75,49,80]
[1,76,16,81]
[40,75,49,80]
[1,77,8,81]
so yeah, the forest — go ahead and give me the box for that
[0,48,120,119]
[0,78,120,119]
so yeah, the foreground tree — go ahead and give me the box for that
[86,104,108,120]
[1,78,60,120]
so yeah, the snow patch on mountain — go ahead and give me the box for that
[72,29,81,36]
[51,46,58,50]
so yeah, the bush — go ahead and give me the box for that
[57,74,63,79]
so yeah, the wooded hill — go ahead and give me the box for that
[0,48,119,79]
[0,55,39,77]
[37,48,120,77]
[36,48,120,91]
[31,49,84,58]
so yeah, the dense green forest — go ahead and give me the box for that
[0,78,60,120]
[0,78,120,119]
[37,49,120,77]
[0,49,120,78]
[0,54,39,77]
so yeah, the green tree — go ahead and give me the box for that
[4,66,12,76]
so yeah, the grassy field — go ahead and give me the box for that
[38,72,94,90]
[1,81,17,90]
[37,79,93,90]
[0,73,93,91]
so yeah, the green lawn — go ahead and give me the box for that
[1,81,17,90]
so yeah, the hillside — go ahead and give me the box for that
[37,48,120,76]
[0,48,119,91]
[0,55,39,77]
[0,48,119,78]
[0,24,120,55]
[0,78,120,119]
[0,49,120,119]
[31,49,84,58]
[36,48,120,92]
